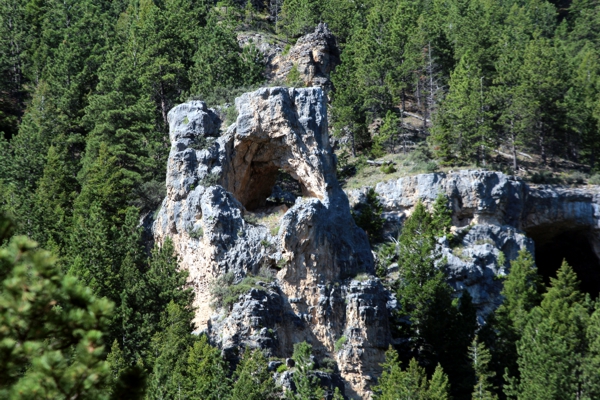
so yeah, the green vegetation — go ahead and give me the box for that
[334,336,347,352]
[287,341,326,400]
[373,348,450,400]
[286,64,304,87]
[351,188,385,243]
[210,270,275,310]
[2,0,600,398]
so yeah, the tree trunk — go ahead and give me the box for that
[511,120,518,173]
[539,121,547,165]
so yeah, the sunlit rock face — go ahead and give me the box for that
[154,87,389,399]
[349,171,600,317]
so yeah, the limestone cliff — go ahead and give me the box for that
[349,170,600,316]
[153,87,388,399]
[238,23,340,89]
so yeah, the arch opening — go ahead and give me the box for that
[527,226,600,298]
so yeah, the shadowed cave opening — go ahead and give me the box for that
[241,165,305,211]
[527,227,600,299]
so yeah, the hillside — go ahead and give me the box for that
[1,0,600,399]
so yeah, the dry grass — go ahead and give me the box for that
[245,204,288,234]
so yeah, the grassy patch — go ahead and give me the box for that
[187,226,203,239]
[276,364,287,373]
[243,208,286,233]
[453,246,471,262]
[353,272,370,282]
[209,268,275,310]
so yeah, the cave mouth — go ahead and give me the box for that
[241,164,306,211]
[528,227,600,299]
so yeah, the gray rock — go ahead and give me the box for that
[349,170,600,318]
[154,86,383,398]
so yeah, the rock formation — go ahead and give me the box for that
[154,87,600,398]
[349,170,600,316]
[239,23,340,90]
[154,87,389,399]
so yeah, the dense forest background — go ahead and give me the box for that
[1,0,600,398]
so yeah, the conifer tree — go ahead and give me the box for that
[582,302,600,398]
[231,349,281,400]
[432,52,492,164]
[184,335,231,399]
[373,347,451,400]
[511,261,589,400]
[286,341,325,400]
[492,248,542,387]
[146,302,196,400]
[470,336,497,400]
[0,218,118,399]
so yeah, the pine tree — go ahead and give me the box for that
[146,302,196,400]
[373,347,451,400]
[286,341,325,400]
[185,335,231,399]
[492,248,542,388]
[0,218,119,399]
[470,336,497,400]
[231,349,281,400]
[432,52,492,164]
[511,261,589,400]
[582,301,600,398]
[190,13,264,100]
[280,0,320,37]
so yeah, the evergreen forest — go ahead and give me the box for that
[1,0,600,398]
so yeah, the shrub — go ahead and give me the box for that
[244,213,259,225]
[270,225,280,236]
[276,364,287,373]
[565,171,587,185]
[320,357,337,372]
[223,104,238,126]
[188,226,203,239]
[188,135,210,151]
[589,173,600,185]
[354,272,370,282]
[380,163,397,174]
[529,170,558,184]
[334,336,347,352]
[200,172,220,187]
[209,269,275,310]
[286,64,303,87]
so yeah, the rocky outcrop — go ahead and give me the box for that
[239,24,340,90]
[271,23,340,89]
[349,170,600,317]
[154,87,388,398]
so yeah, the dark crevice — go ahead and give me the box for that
[528,228,600,299]
[243,167,303,211]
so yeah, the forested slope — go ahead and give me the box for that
[1,0,600,399]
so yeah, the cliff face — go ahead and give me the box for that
[350,170,600,316]
[153,87,389,399]
[154,88,600,398]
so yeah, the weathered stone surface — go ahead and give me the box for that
[243,23,340,89]
[349,170,600,234]
[348,170,600,318]
[154,86,385,398]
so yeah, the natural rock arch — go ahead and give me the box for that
[219,87,336,210]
